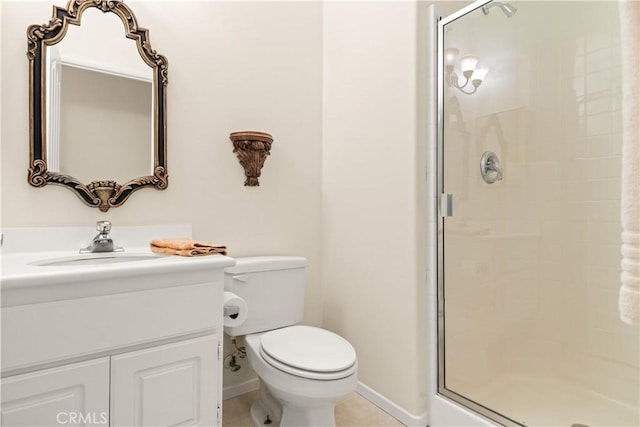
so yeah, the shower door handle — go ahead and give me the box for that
[440,193,454,217]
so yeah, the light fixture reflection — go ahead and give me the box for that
[445,48,488,95]
[460,55,479,76]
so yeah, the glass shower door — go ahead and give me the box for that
[438,1,639,426]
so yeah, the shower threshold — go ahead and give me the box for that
[464,374,638,427]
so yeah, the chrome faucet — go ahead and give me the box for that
[80,221,123,253]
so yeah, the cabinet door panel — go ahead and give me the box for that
[1,358,109,427]
[110,335,218,426]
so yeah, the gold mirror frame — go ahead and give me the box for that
[27,0,168,212]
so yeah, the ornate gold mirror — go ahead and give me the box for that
[27,0,168,212]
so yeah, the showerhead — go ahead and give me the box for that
[482,1,517,18]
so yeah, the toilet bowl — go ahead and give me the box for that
[224,257,358,427]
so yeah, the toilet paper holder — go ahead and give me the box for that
[223,291,248,329]
[224,305,241,319]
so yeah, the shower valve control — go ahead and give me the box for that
[480,151,503,184]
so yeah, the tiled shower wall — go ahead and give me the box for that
[560,22,638,406]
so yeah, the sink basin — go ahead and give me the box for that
[30,253,162,267]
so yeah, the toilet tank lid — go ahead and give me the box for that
[224,256,307,274]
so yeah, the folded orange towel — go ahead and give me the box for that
[150,238,227,257]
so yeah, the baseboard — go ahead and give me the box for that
[357,382,428,427]
[223,377,260,400]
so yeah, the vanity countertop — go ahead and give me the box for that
[0,225,235,307]
[1,247,235,307]
[1,247,234,289]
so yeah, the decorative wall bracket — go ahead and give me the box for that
[229,131,273,186]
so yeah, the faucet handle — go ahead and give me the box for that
[96,221,111,234]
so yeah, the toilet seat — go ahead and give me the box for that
[259,325,357,380]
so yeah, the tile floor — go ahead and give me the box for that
[223,390,404,427]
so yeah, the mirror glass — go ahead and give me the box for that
[46,8,153,183]
[54,65,153,183]
[28,0,168,212]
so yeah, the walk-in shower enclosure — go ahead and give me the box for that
[437,1,639,425]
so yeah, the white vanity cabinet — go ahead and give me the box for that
[1,233,234,427]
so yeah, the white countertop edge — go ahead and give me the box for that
[1,247,236,289]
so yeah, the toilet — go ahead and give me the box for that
[224,256,358,427]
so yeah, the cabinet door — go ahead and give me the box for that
[1,358,110,427]
[110,334,219,427]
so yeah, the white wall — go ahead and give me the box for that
[0,0,324,391]
[322,1,428,418]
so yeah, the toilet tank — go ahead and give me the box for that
[224,256,307,336]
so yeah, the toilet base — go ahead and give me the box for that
[250,399,276,427]
[249,380,338,427]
